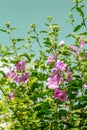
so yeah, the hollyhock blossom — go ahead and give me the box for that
[83,84,87,88]
[9,93,15,100]
[80,40,85,48]
[14,72,29,83]
[70,45,77,51]
[54,88,68,102]
[54,60,66,71]
[47,54,55,64]
[54,89,62,99]
[6,69,17,81]
[59,40,65,46]
[77,51,81,55]
[60,92,68,102]
[15,59,26,72]
[47,74,61,89]
[85,52,87,59]
[66,68,72,82]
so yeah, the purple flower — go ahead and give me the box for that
[66,68,72,82]
[70,45,77,51]
[60,92,68,102]
[54,89,62,99]
[14,72,29,83]
[47,74,61,89]
[6,69,17,81]
[15,59,26,72]
[54,88,68,102]
[85,52,87,59]
[54,60,66,71]
[80,40,85,48]
[9,93,15,100]
[47,54,55,64]
[76,51,81,55]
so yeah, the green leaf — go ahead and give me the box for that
[30,36,37,39]
[44,23,49,27]
[0,71,6,77]
[66,34,72,38]
[39,30,47,33]
[10,28,17,31]
[16,38,24,42]
[79,32,87,36]
[71,6,75,11]
[76,7,84,17]
[73,24,83,32]
[0,29,7,33]
[20,53,31,61]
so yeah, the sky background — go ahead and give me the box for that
[0,0,87,48]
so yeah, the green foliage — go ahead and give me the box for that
[0,0,87,129]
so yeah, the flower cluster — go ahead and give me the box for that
[6,59,29,84]
[47,60,72,89]
[47,54,55,64]
[54,88,68,102]
[47,59,72,101]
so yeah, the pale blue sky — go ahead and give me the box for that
[0,0,87,46]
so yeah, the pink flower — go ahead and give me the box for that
[83,84,87,88]
[54,88,68,102]
[80,40,85,48]
[76,51,81,55]
[14,72,29,83]
[54,60,66,71]
[6,69,17,81]
[15,59,26,72]
[70,45,77,51]
[9,93,15,100]
[60,92,68,102]
[66,68,72,82]
[85,52,87,59]
[59,40,65,46]
[54,89,63,99]
[47,74,61,89]
[47,54,55,64]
